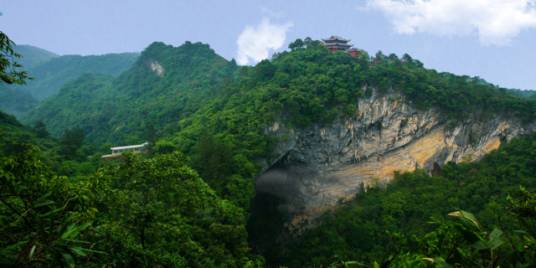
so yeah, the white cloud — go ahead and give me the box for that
[367,0,536,45]
[236,18,293,65]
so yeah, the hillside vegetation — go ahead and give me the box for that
[29,39,536,143]
[276,133,536,267]
[0,86,37,117]
[13,44,58,69]
[0,47,138,116]
[16,52,139,100]
[23,38,536,212]
[2,37,536,267]
[25,41,237,144]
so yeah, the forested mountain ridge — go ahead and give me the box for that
[22,38,536,210]
[0,87,37,117]
[13,44,58,69]
[0,47,138,116]
[24,41,237,145]
[25,39,536,145]
[3,37,536,267]
[16,52,139,100]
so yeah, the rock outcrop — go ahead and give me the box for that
[256,89,535,229]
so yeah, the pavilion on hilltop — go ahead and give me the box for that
[321,36,361,57]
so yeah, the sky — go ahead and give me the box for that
[1,0,536,90]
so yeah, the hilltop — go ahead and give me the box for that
[13,44,58,69]
[24,41,237,144]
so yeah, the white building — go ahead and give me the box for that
[101,142,149,159]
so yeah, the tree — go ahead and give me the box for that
[0,31,28,85]
[60,127,85,159]
[255,59,276,80]
[143,121,157,144]
[0,143,95,266]
[90,152,261,267]
[288,38,304,50]
[194,134,235,186]
[32,121,49,138]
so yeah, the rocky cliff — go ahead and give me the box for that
[256,89,536,229]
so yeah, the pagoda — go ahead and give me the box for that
[321,36,352,52]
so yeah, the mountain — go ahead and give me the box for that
[0,45,56,116]
[16,52,139,100]
[0,46,138,117]
[24,41,237,143]
[13,44,58,69]
[255,88,535,227]
[0,86,37,117]
[4,38,536,267]
[0,110,59,161]
[26,38,536,209]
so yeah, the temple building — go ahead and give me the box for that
[321,35,360,57]
[101,142,150,159]
[322,36,352,52]
[347,48,360,57]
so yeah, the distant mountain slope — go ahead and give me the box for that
[0,45,55,116]
[17,52,139,100]
[0,47,138,117]
[14,44,58,69]
[23,74,116,141]
[0,110,59,161]
[0,86,37,117]
[24,41,237,143]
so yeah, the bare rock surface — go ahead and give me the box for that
[256,89,535,229]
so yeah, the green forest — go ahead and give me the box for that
[0,45,138,116]
[1,29,535,267]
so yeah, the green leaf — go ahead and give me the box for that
[61,224,80,240]
[343,260,365,267]
[62,253,75,267]
[70,246,87,257]
[60,222,92,240]
[487,228,504,250]
[448,210,481,229]
[34,200,55,208]
[28,244,36,260]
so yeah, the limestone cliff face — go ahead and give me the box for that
[256,90,535,228]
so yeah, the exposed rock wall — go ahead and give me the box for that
[256,90,535,229]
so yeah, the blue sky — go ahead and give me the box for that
[1,0,536,90]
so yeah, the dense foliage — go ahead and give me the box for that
[0,111,58,161]
[24,42,237,145]
[276,133,536,267]
[366,52,536,122]
[23,74,117,140]
[0,31,28,85]
[3,36,536,267]
[0,142,261,267]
